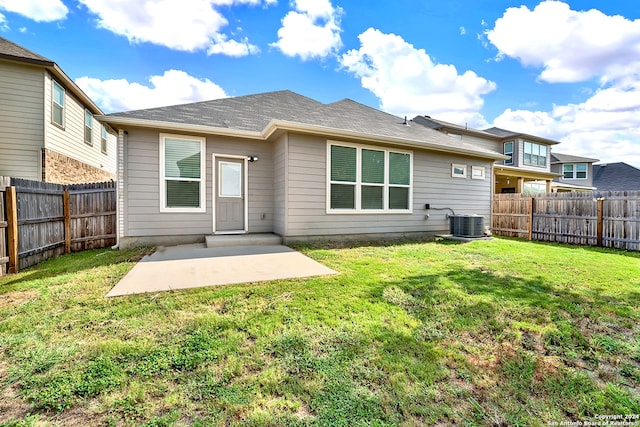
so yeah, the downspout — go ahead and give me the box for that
[112,129,126,249]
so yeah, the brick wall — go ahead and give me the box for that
[42,149,116,184]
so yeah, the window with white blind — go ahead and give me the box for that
[327,142,412,213]
[52,80,65,127]
[160,134,206,212]
[84,109,93,145]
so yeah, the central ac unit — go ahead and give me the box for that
[449,214,485,238]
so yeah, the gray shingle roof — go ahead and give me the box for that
[550,152,600,164]
[0,36,53,65]
[483,126,560,145]
[593,162,640,191]
[103,90,506,159]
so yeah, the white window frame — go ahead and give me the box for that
[563,163,587,179]
[326,141,413,214]
[504,141,513,165]
[452,163,467,178]
[471,166,485,180]
[101,125,108,154]
[52,80,65,128]
[84,109,93,146]
[523,141,547,167]
[159,133,206,213]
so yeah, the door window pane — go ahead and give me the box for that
[219,162,242,197]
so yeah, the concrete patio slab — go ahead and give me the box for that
[106,244,337,297]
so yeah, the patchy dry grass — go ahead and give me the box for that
[0,238,639,426]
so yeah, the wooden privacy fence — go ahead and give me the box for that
[0,177,116,275]
[493,191,640,251]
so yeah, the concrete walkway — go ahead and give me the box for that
[106,244,337,297]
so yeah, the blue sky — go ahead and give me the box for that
[1,0,639,167]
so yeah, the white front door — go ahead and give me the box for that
[215,157,246,233]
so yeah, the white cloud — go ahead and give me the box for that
[492,83,640,167]
[0,12,8,31]
[0,0,68,22]
[486,1,640,84]
[340,28,496,125]
[270,0,343,60]
[459,26,466,36]
[75,69,227,113]
[78,0,265,56]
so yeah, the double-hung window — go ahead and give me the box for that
[523,141,547,167]
[160,134,206,212]
[101,125,108,154]
[84,109,93,145]
[52,80,65,127]
[563,163,587,179]
[504,141,513,165]
[328,142,412,212]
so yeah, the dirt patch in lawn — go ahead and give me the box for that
[0,289,40,310]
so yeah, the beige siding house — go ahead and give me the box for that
[0,36,116,183]
[100,91,506,248]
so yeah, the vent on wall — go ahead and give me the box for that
[449,214,485,238]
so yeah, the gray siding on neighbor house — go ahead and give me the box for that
[551,163,595,187]
[283,133,492,239]
[44,72,116,175]
[0,61,44,179]
[122,127,274,239]
[273,133,287,236]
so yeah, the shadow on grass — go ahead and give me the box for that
[0,247,152,291]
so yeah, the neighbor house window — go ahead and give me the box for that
[101,125,108,154]
[563,163,587,179]
[84,109,93,145]
[160,134,206,212]
[451,164,467,178]
[52,80,65,127]
[327,142,412,212]
[523,141,547,166]
[471,166,485,180]
[504,141,513,165]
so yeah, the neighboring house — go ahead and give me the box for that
[412,116,561,194]
[99,90,506,248]
[592,162,640,191]
[0,36,116,183]
[549,152,599,192]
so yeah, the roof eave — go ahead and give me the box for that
[96,116,264,139]
[47,64,103,115]
[264,120,508,161]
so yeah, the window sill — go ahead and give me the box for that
[326,209,413,214]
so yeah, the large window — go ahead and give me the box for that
[84,109,93,145]
[563,163,587,179]
[52,80,65,127]
[160,134,206,212]
[523,141,547,167]
[504,141,513,165]
[328,142,412,212]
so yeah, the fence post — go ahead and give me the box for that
[528,197,534,241]
[64,190,71,254]
[6,186,18,274]
[596,198,604,247]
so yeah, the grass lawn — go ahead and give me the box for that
[0,237,639,426]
